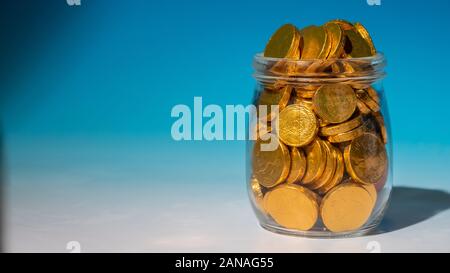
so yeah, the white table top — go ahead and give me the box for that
[3,137,450,252]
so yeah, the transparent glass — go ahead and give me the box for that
[247,53,392,238]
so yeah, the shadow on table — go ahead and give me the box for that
[375,186,450,234]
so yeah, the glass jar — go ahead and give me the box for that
[247,53,392,238]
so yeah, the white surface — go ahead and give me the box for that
[3,138,450,252]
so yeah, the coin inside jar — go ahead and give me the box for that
[252,134,291,188]
[313,84,357,124]
[323,22,345,59]
[300,25,330,60]
[317,147,345,195]
[286,147,307,184]
[250,177,267,214]
[320,115,363,136]
[264,184,319,231]
[302,140,327,184]
[344,133,388,185]
[320,183,374,232]
[278,104,318,147]
[264,24,301,59]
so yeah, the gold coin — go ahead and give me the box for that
[344,133,388,185]
[328,126,364,143]
[354,23,376,56]
[324,22,345,59]
[252,134,291,188]
[312,84,357,124]
[361,183,377,209]
[373,112,388,144]
[320,183,373,232]
[264,24,301,59]
[264,184,319,231]
[250,177,267,214]
[302,140,327,184]
[294,98,314,110]
[366,87,380,104]
[296,89,316,99]
[257,85,292,121]
[300,25,329,60]
[308,141,337,190]
[286,147,307,184]
[356,99,371,115]
[320,115,363,136]
[355,89,380,112]
[343,27,373,58]
[331,19,354,31]
[317,147,345,195]
[278,105,318,147]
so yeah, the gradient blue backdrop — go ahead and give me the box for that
[1,0,450,200]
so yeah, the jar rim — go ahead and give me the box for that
[253,52,386,84]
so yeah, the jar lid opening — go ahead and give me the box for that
[253,53,386,84]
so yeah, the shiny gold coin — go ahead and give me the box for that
[252,134,291,188]
[356,89,380,112]
[286,147,307,184]
[317,147,345,195]
[373,112,388,144]
[356,99,371,115]
[344,27,373,58]
[278,105,318,147]
[366,87,380,104]
[320,115,363,136]
[294,98,314,110]
[328,125,364,143]
[264,24,301,59]
[296,89,316,99]
[331,19,354,31]
[264,184,319,231]
[324,22,345,59]
[308,141,337,190]
[302,140,327,184]
[250,177,267,214]
[300,25,329,60]
[354,23,376,56]
[361,183,378,209]
[344,133,388,185]
[320,183,373,232]
[312,84,357,124]
[257,85,292,121]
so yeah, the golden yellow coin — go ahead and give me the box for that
[320,183,373,232]
[296,89,316,99]
[355,89,380,112]
[264,24,301,59]
[344,133,388,185]
[312,84,357,124]
[366,87,380,104]
[320,115,363,136]
[294,98,313,109]
[257,85,292,121]
[308,141,337,190]
[373,112,388,144]
[356,99,371,115]
[324,22,345,59]
[331,19,354,31]
[286,147,307,184]
[250,177,267,214]
[302,140,327,184]
[328,126,364,143]
[252,134,291,188]
[278,105,318,147]
[361,183,377,209]
[317,147,345,195]
[344,27,373,58]
[354,22,376,56]
[300,25,330,60]
[264,184,319,231]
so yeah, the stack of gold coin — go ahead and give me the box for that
[251,20,389,233]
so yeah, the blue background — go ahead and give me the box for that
[1,1,450,250]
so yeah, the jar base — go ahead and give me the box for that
[259,222,379,239]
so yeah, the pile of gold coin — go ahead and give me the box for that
[251,20,389,233]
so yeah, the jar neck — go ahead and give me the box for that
[253,53,386,86]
